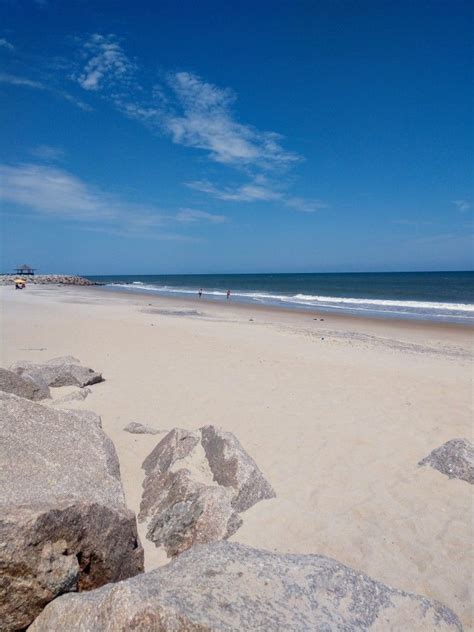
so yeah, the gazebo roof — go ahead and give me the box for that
[17,264,35,270]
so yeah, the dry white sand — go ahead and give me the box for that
[1,285,473,627]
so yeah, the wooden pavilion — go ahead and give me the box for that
[14,264,36,276]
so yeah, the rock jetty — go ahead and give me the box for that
[29,541,463,631]
[0,274,98,285]
[0,393,143,630]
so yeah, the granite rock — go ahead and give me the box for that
[29,541,463,632]
[140,427,275,556]
[141,469,241,556]
[419,438,474,484]
[10,357,104,388]
[0,393,143,630]
[201,424,276,512]
[124,421,162,435]
[0,367,50,401]
[51,387,92,406]
[142,427,200,475]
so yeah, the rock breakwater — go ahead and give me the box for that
[0,274,99,285]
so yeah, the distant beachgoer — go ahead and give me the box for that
[198,288,203,297]
[226,289,231,300]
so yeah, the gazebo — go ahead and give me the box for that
[14,264,36,276]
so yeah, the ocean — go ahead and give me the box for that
[88,271,474,324]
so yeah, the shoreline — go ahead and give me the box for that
[97,282,474,326]
[93,284,474,331]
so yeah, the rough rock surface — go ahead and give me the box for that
[141,469,242,556]
[201,424,276,512]
[140,427,274,556]
[0,393,143,630]
[10,356,104,388]
[29,541,463,632]
[51,387,92,406]
[124,421,162,435]
[142,428,200,475]
[419,438,474,484]
[0,367,50,400]
[0,274,98,286]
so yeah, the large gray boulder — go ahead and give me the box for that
[142,427,200,475]
[140,469,241,556]
[419,438,474,484]
[29,541,463,631]
[201,424,276,512]
[139,427,274,557]
[0,367,50,400]
[0,393,143,630]
[9,356,103,388]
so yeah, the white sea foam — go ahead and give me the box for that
[107,283,474,319]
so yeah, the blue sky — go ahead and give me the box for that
[1,0,472,274]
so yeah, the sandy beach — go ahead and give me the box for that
[1,284,472,628]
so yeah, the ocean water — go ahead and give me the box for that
[88,272,474,323]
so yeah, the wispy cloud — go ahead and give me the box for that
[452,199,471,212]
[163,72,299,169]
[74,38,299,171]
[0,38,15,51]
[186,179,282,202]
[0,73,92,111]
[30,145,66,161]
[186,178,327,213]
[72,34,325,209]
[176,208,227,223]
[285,197,328,213]
[75,34,135,91]
[0,73,44,89]
[0,163,226,239]
[0,163,118,220]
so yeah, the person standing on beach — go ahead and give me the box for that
[226,289,231,299]
[198,288,203,297]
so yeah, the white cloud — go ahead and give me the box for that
[72,37,325,208]
[76,34,135,91]
[74,42,299,170]
[186,179,282,202]
[164,72,299,169]
[186,178,327,213]
[0,38,14,51]
[176,208,227,223]
[30,145,66,161]
[0,163,117,219]
[285,197,328,213]
[0,163,225,238]
[452,199,471,212]
[0,73,92,111]
[0,73,44,89]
